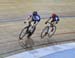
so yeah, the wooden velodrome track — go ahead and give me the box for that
[0,0,75,57]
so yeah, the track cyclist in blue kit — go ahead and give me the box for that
[24,11,41,39]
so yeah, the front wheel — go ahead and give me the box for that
[48,26,56,38]
[41,26,49,38]
[19,26,28,40]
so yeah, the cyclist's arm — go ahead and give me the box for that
[45,17,51,24]
[24,15,32,23]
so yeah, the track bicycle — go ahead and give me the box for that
[41,22,56,38]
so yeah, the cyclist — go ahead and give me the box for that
[45,13,60,32]
[24,11,41,39]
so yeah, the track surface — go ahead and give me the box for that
[0,0,75,58]
[0,18,75,58]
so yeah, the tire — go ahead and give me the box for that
[19,26,28,40]
[41,26,49,38]
[48,26,56,38]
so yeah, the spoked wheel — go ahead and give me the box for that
[48,26,56,38]
[41,26,49,38]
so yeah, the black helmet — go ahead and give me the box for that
[33,11,37,16]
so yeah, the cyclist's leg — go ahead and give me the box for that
[27,32,32,39]
[51,21,56,32]
[33,21,39,33]
[27,21,36,39]
[26,20,33,33]
[31,21,39,33]
[27,21,39,38]
[30,21,39,33]
[33,21,39,27]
